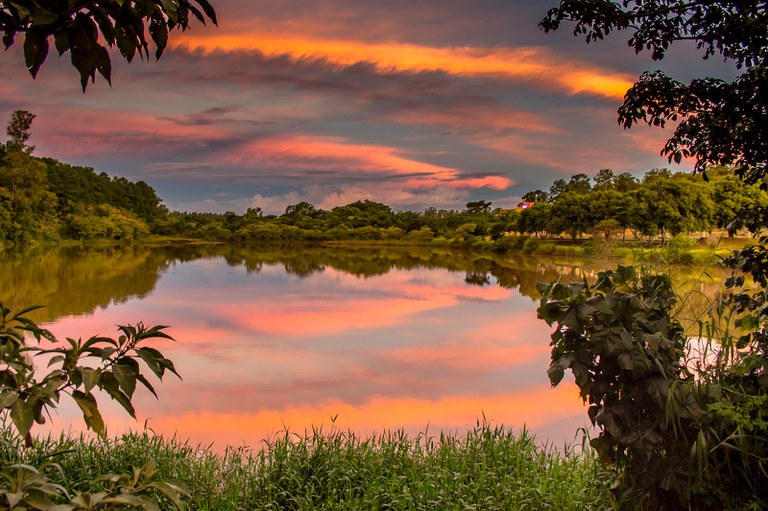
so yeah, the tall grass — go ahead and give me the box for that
[2,423,614,510]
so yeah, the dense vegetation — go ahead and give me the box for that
[0,112,166,244]
[538,1,768,510]
[2,424,613,510]
[2,111,763,249]
[161,166,768,244]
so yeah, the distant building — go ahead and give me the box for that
[515,201,535,212]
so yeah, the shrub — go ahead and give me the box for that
[538,264,768,510]
[0,303,188,509]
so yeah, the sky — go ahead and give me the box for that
[0,1,738,214]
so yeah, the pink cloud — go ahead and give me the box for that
[33,107,233,159]
[224,134,513,191]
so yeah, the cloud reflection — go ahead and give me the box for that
[39,254,586,452]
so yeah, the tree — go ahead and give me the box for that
[548,178,567,201]
[4,110,35,152]
[1,0,217,90]
[540,1,768,509]
[522,189,548,202]
[593,168,614,190]
[541,1,768,183]
[613,171,640,193]
[549,191,593,240]
[642,167,672,184]
[566,172,591,194]
[465,200,492,214]
[283,201,317,218]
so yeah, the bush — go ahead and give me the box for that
[663,235,697,265]
[0,303,187,509]
[538,264,768,510]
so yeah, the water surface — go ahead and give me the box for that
[2,244,628,450]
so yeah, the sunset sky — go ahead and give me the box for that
[0,1,737,214]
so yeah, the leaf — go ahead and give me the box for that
[53,31,69,56]
[135,373,157,398]
[115,23,137,61]
[148,9,168,59]
[100,374,136,418]
[102,495,145,507]
[68,28,96,91]
[23,26,49,78]
[112,362,137,397]
[11,398,34,438]
[81,367,101,394]
[148,480,191,509]
[547,364,565,387]
[135,347,162,378]
[194,0,217,25]
[72,391,106,437]
[0,390,19,409]
[3,30,16,50]
[158,0,180,24]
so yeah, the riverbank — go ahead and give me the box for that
[2,424,613,510]
[3,231,749,269]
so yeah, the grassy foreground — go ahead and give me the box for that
[2,424,614,510]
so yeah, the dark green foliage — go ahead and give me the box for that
[5,110,35,152]
[1,0,217,90]
[465,200,492,214]
[540,2,768,508]
[541,0,768,181]
[538,266,768,510]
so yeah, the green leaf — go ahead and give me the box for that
[158,0,180,24]
[112,362,137,397]
[72,391,106,437]
[135,373,157,398]
[100,373,136,417]
[11,398,34,438]
[148,480,191,508]
[102,494,147,507]
[135,347,162,377]
[194,0,217,25]
[0,389,18,409]
[547,364,565,387]
[81,367,101,394]
[148,9,168,59]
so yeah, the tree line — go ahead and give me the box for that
[0,111,166,244]
[3,110,764,247]
[166,167,765,244]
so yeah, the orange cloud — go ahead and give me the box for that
[226,134,512,190]
[130,384,585,452]
[171,33,633,99]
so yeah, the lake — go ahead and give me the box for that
[0,243,719,452]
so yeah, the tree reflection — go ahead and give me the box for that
[0,242,728,326]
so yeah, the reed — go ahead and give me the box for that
[1,423,613,510]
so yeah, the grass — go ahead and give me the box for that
[1,423,614,510]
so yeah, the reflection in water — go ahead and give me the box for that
[1,244,725,452]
